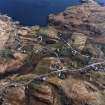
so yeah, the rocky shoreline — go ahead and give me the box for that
[0,0,105,105]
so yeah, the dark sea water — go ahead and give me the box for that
[0,0,81,26]
[0,0,104,26]
[96,0,105,5]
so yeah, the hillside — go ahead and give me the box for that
[0,0,105,105]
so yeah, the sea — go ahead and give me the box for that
[0,0,104,26]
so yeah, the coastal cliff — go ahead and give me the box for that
[0,0,105,105]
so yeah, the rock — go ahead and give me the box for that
[26,77,105,105]
[61,78,103,105]
[28,81,53,104]
[0,52,28,75]
[18,29,28,36]
[49,1,105,38]
[31,25,40,31]
[0,15,16,50]
[2,86,26,105]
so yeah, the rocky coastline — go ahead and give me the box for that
[0,0,105,105]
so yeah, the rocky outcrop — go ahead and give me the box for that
[0,15,16,50]
[0,73,105,105]
[1,85,27,105]
[0,53,28,76]
[49,1,105,38]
